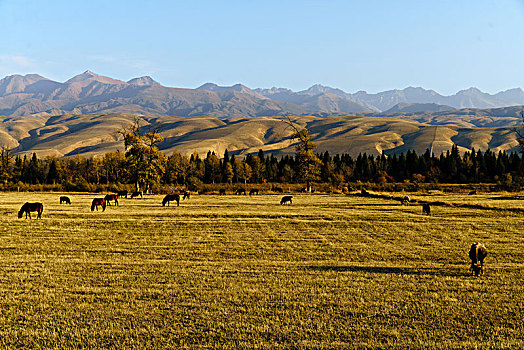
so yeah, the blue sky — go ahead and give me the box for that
[1,0,523,94]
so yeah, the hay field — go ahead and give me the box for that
[0,191,522,348]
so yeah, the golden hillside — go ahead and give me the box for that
[1,113,520,158]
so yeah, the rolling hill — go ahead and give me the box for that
[1,113,520,159]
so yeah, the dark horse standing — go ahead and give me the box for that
[117,190,128,198]
[91,198,106,212]
[104,194,119,206]
[18,202,44,219]
[60,196,71,204]
[162,194,180,206]
[183,191,191,200]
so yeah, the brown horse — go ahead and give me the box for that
[18,202,43,219]
[104,194,119,206]
[162,194,180,206]
[91,198,106,212]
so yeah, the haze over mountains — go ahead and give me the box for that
[1,71,524,118]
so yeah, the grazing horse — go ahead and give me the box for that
[249,189,259,195]
[60,196,71,205]
[104,194,119,206]
[130,191,143,199]
[469,242,488,276]
[183,191,191,200]
[402,195,411,206]
[422,203,430,215]
[219,189,226,195]
[91,198,106,212]
[18,202,43,219]
[162,194,180,207]
[235,188,246,195]
[117,190,128,198]
[272,186,283,193]
[280,195,293,205]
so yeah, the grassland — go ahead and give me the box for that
[0,191,522,349]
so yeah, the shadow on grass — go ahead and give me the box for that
[306,265,462,277]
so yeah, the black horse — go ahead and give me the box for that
[422,203,430,215]
[60,196,71,204]
[280,195,293,205]
[249,189,259,195]
[117,190,128,198]
[91,198,106,212]
[235,188,246,195]
[18,202,43,219]
[104,194,119,206]
[219,189,226,195]
[183,191,191,200]
[162,194,180,206]
[130,191,143,199]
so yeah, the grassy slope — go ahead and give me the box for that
[0,192,522,348]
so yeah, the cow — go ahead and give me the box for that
[280,195,293,205]
[162,194,180,207]
[422,203,430,215]
[249,188,259,195]
[60,196,71,205]
[219,189,226,196]
[235,188,246,195]
[104,194,119,206]
[469,242,488,276]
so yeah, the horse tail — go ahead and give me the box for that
[162,196,167,206]
[102,199,106,212]
[38,204,43,219]
[176,194,180,206]
[91,200,96,211]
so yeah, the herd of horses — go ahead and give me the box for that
[15,189,488,277]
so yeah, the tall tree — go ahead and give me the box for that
[284,118,321,191]
[120,117,166,192]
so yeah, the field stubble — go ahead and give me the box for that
[0,192,522,349]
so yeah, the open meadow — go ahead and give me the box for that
[0,191,522,349]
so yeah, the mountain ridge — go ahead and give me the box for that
[1,71,524,119]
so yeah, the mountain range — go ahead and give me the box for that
[1,71,524,118]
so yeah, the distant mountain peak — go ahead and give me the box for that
[65,70,124,85]
[127,76,160,86]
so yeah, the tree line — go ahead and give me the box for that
[0,144,521,192]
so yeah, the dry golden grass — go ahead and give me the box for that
[0,191,522,348]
